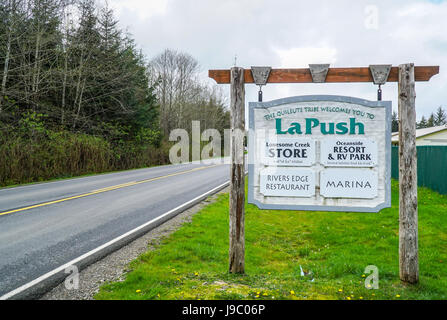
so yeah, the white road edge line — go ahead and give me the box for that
[0,180,231,300]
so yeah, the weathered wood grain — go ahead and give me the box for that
[209,66,439,84]
[229,67,245,274]
[398,63,419,284]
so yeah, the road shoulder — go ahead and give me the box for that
[40,187,229,300]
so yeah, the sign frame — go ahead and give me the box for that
[248,95,392,213]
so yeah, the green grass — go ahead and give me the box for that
[95,180,447,300]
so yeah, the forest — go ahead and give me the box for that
[1,1,444,187]
[0,0,229,186]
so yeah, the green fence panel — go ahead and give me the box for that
[391,146,399,180]
[391,146,447,195]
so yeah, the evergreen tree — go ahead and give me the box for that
[434,106,446,126]
[427,113,435,127]
[418,116,427,129]
[0,0,161,144]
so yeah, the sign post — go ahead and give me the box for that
[398,63,419,284]
[229,67,245,274]
[209,64,439,282]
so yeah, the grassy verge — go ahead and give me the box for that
[95,180,447,300]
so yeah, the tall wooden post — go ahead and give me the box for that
[398,63,419,284]
[229,67,245,274]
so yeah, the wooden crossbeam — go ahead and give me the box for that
[209,66,439,84]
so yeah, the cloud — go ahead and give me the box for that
[109,0,168,21]
[109,0,446,119]
[275,47,337,68]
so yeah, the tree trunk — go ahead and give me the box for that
[61,47,68,125]
[1,4,14,112]
[73,78,86,129]
[0,32,12,112]
[73,52,84,128]
[32,27,41,96]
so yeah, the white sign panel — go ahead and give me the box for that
[248,95,392,213]
[263,138,315,167]
[260,167,315,197]
[321,138,377,167]
[320,168,378,199]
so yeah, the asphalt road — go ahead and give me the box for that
[0,160,230,298]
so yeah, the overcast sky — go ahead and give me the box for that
[109,0,446,120]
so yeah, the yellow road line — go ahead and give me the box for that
[92,181,139,192]
[0,164,222,217]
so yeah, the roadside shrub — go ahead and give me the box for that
[0,113,170,186]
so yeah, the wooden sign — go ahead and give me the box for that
[211,64,439,282]
[248,95,392,213]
